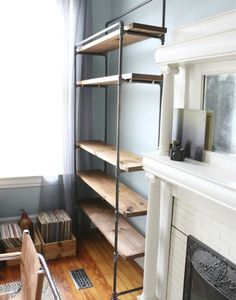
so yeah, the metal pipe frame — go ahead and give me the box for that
[104,53,108,173]
[75,22,120,48]
[74,1,167,299]
[73,46,78,237]
[111,21,124,300]
[73,46,77,177]
[106,1,166,299]
[117,286,143,297]
[161,0,166,44]
[106,0,154,27]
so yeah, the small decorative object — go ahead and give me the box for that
[170,140,185,161]
[18,209,34,240]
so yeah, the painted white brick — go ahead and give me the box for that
[175,198,195,215]
[230,245,236,260]
[212,219,231,235]
[172,226,186,242]
[167,196,236,300]
[229,248,236,265]
[173,203,187,218]
[167,228,187,300]
[220,230,235,245]
[195,211,213,225]
[230,228,236,240]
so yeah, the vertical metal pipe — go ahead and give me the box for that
[105,0,154,27]
[112,21,124,300]
[73,47,78,236]
[74,47,77,176]
[161,0,166,45]
[158,81,163,148]
[159,0,166,145]
[104,54,108,173]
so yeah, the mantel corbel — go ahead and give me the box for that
[158,64,179,155]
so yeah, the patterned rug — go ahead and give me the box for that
[0,277,59,299]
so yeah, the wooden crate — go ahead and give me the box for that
[36,227,76,260]
[5,229,41,267]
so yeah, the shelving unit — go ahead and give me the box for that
[74,1,166,299]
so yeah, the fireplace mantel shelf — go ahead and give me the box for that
[143,153,236,212]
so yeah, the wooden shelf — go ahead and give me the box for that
[79,198,145,259]
[77,170,147,217]
[77,73,163,87]
[76,23,166,54]
[77,140,143,172]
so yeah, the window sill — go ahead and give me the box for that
[0,176,42,189]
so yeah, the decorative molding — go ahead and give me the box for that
[172,9,236,43]
[183,236,236,300]
[155,31,236,65]
[0,176,42,189]
[143,154,236,213]
[155,10,236,65]
[145,172,156,184]
[158,65,179,155]
[0,175,63,189]
[160,65,179,76]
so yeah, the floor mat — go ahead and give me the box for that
[0,277,59,299]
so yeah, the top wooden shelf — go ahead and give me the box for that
[77,73,163,87]
[76,23,166,54]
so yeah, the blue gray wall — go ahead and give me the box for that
[0,181,64,218]
[91,0,236,235]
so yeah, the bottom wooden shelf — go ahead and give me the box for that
[79,198,145,260]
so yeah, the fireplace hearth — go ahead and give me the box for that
[183,236,236,300]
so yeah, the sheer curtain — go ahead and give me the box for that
[58,0,92,218]
[0,0,92,221]
[0,0,65,178]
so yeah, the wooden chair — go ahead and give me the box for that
[0,230,60,300]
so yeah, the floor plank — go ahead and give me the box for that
[0,231,143,300]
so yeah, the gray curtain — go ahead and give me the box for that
[39,0,93,233]
[63,0,93,232]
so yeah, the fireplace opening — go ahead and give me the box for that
[183,236,236,300]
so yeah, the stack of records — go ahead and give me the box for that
[0,223,23,249]
[37,209,72,243]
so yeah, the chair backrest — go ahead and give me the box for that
[18,231,45,300]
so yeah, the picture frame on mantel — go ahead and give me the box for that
[172,109,207,162]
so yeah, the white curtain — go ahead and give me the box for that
[58,0,93,218]
[0,0,92,221]
[0,0,65,178]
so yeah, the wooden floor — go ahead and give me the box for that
[0,231,143,300]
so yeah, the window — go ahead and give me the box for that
[0,1,64,178]
[204,74,236,155]
[185,59,236,169]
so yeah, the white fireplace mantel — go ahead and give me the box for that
[144,154,236,212]
[138,9,236,300]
